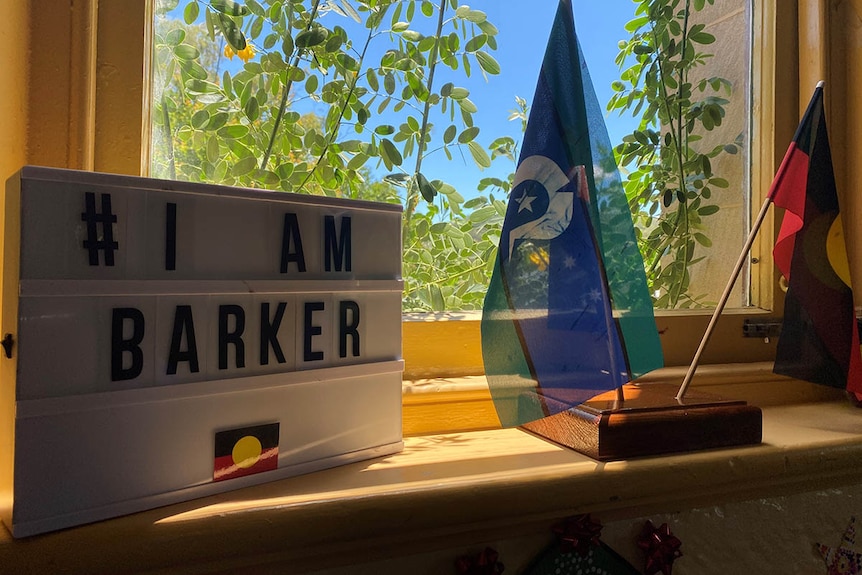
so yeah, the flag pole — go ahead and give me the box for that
[675,195,774,400]
[676,79,826,400]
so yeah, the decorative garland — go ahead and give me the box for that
[455,513,862,573]
[454,515,682,575]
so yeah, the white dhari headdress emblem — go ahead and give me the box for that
[507,155,587,260]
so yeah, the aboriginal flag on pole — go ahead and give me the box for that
[480,0,663,427]
[770,84,862,396]
[214,422,280,482]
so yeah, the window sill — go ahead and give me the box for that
[1,373,860,574]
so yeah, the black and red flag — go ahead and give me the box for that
[769,84,862,398]
[213,422,280,482]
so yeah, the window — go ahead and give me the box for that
[15,1,822,432]
[144,0,787,373]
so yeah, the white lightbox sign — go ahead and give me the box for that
[1,166,404,537]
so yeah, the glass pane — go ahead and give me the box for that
[148,0,752,312]
[610,0,752,310]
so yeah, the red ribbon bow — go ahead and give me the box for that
[552,514,603,556]
[638,521,683,575]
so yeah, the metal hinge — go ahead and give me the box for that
[1,333,14,358]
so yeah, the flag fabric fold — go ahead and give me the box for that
[481,0,663,427]
[770,85,862,396]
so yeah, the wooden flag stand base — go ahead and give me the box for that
[520,383,762,461]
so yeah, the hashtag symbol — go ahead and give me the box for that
[81,192,119,266]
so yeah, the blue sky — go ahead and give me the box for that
[406,1,640,199]
[166,1,639,198]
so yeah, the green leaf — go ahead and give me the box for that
[165,29,185,46]
[468,205,496,223]
[430,284,445,311]
[208,112,229,130]
[467,141,491,168]
[458,98,477,113]
[180,60,208,80]
[253,169,280,186]
[173,44,200,60]
[690,31,716,44]
[698,204,720,216]
[282,34,294,55]
[416,172,436,202]
[305,74,319,94]
[232,155,257,177]
[366,69,379,92]
[406,72,428,101]
[216,13,246,51]
[206,136,220,164]
[464,9,487,23]
[211,0,249,17]
[379,138,403,169]
[244,96,259,121]
[694,233,712,247]
[625,16,649,32]
[191,109,209,129]
[217,124,250,139]
[295,28,328,48]
[246,0,264,15]
[375,124,396,135]
[448,86,469,99]
[475,51,500,75]
[250,15,264,39]
[325,34,344,53]
[663,189,673,207]
[347,153,367,170]
[185,79,221,94]
[443,125,457,144]
[465,34,487,53]
[478,20,499,35]
[457,126,479,144]
[357,107,369,125]
[205,8,216,39]
[183,2,199,24]
[340,0,361,23]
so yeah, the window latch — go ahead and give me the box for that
[742,318,782,343]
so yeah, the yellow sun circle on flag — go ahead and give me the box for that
[232,435,262,469]
[826,216,852,288]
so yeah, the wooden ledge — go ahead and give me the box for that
[2,396,862,574]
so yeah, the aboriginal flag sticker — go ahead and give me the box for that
[214,422,280,482]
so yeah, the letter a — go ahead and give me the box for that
[281,213,307,273]
[167,305,200,375]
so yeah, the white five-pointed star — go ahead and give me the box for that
[516,191,536,213]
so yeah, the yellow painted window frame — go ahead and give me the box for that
[14,0,858,436]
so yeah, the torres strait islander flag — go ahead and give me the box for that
[214,422,280,481]
[480,0,663,427]
[770,84,862,398]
